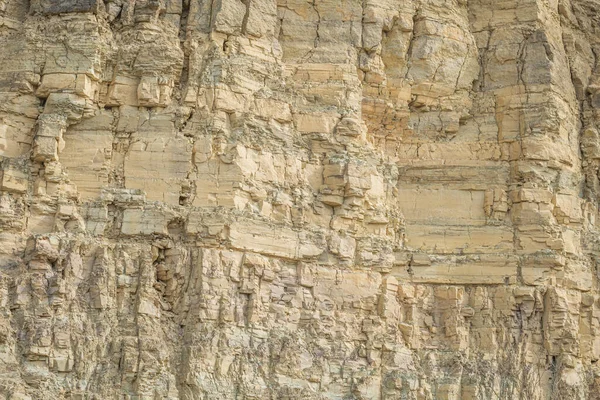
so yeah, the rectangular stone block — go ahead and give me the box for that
[121,208,169,236]
[60,129,112,200]
[193,160,243,207]
[105,76,139,106]
[32,136,59,162]
[397,162,509,188]
[36,74,77,98]
[229,220,300,259]
[254,98,292,122]
[405,225,514,254]
[137,76,160,107]
[44,93,86,122]
[124,137,191,206]
[0,163,28,193]
[229,220,323,259]
[398,188,486,226]
[393,255,518,284]
[295,113,339,134]
[552,193,583,223]
[34,73,96,100]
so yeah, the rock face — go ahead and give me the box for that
[2,0,600,398]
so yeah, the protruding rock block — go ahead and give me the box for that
[31,114,67,162]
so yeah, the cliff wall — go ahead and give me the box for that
[1,0,600,398]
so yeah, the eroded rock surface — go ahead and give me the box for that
[1,0,600,398]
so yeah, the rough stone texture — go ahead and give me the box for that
[1,0,600,399]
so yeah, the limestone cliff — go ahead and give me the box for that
[1,0,600,398]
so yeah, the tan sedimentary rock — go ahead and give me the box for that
[1,0,600,398]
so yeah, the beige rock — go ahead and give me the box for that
[0,161,28,193]
[121,208,170,236]
[0,0,598,399]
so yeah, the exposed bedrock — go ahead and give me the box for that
[1,0,600,398]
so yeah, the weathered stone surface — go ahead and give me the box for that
[1,0,600,399]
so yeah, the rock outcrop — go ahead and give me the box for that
[1,0,600,398]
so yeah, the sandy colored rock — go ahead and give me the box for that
[1,0,600,399]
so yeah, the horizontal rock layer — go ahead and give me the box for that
[1,0,600,398]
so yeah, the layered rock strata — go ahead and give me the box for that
[1,0,600,398]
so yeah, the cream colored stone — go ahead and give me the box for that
[0,163,28,193]
[0,1,597,399]
[294,113,339,134]
[121,208,169,236]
